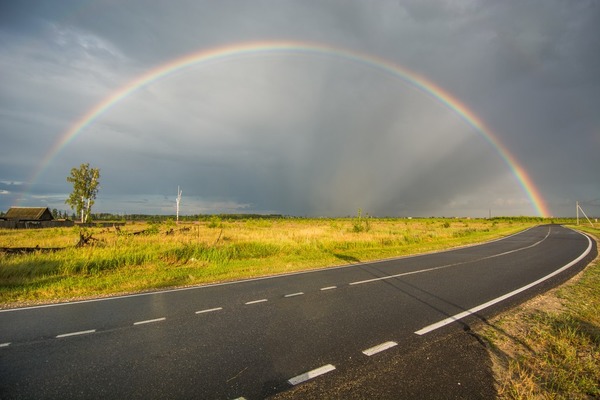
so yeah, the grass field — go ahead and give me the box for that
[0,217,542,306]
[481,223,599,399]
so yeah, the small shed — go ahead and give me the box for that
[4,207,54,221]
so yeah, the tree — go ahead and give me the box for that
[65,163,100,223]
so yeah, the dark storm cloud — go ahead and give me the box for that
[1,0,598,216]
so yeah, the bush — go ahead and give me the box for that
[208,216,222,228]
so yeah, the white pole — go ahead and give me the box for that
[176,186,182,223]
[576,201,579,225]
[577,202,595,228]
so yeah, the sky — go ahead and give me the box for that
[1,0,599,218]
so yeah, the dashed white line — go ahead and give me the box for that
[284,292,304,298]
[350,229,553,286]
[288,364,336,386]
[195,307,223,314]
[362,341,398,356]
[320,286,337,291]
[133,317,166,325]
[56,329,96,338]
[349,265,454,286]
[245,299,268,305]
[0,342,11,348]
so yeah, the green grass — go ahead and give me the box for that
[481,224,600,399]
[0,217,541,306]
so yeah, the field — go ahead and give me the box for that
[0,217,543,307]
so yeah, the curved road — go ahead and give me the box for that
[0,225,595,399]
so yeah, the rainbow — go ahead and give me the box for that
[27,40,551,217]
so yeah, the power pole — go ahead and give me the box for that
[176,186,182,224]
[576,201,595,227]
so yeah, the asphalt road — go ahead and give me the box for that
[0,225,595,399]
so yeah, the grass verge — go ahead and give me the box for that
[480,224,600,399]
[0,217,538,307]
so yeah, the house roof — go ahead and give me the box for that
[4,207,54,221]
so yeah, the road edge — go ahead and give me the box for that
[476,228,600,398]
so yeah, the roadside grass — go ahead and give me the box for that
[481,224,600,399]
[0,218,539,306]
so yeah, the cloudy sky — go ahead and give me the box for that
[1,0,598,218]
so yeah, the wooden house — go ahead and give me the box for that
[4,207,54,221]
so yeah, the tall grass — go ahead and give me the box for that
[0,218,539,305]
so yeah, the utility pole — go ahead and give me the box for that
[176,186,182,224]
[576,201,595,227]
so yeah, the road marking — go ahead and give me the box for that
[350,229,552,286]
[195,307,223,314]
[320,286,337,291]
[245,299,268,305]
[288,364,336,386]
[362,341,398,356]
[284,292,304,298]
[56,329,96,338]
[349,264,458,285]
[0,342,11,348]
[133,317,166,325]
[415,232,593,335]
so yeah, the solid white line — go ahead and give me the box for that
[195,307,223,314]
[350,228,552,286]
[320,286,337,291]
[284,292,304,298]
[133,317,166,325]
[245,299,268,305]
[415,231,593,335]
[0,342,11,347]
[362,341,398,356]
[288,364,336,386]
[56,329,96,338]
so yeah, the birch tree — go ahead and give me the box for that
[65,163,100,223]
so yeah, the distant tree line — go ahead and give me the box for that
[89,213,287,222]
[51,209,76,220]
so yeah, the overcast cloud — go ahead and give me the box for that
[1,0,598,217]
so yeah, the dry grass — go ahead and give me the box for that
[1,217,536,307]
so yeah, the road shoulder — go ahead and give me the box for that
[478,232,600,399]
[270,328,496,399]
